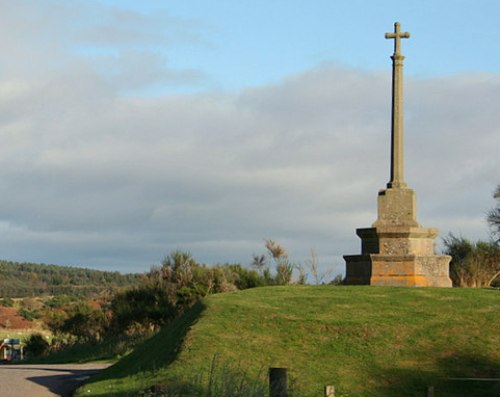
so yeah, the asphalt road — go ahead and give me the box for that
[0,363,110,397]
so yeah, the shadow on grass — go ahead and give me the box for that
[89,301,206,384]
[97,356,304,397]
[27,334,142,365]
[372,352,500,397]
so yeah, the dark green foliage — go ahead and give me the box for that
[111,285,177,334]
[59,303,109,343]
[25,333,50,357]
[19,307,42,321]
[43,300,110,346]
[0,260,141,298]
[176,285,207,308]
[44,295,79,308]
[109,251,266,336]
[28,333,146,364]
[223,264,265,289]
[443,234,500,287]
[110,251,214,335]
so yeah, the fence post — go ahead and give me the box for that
[269,367,288,397]
[427,386,434,397]
[325,385,335,397]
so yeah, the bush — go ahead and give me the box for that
[19,307,42,321]
[110,285,177,335]
[60,303,108,343]
[443,234,500,287]
[223,264,265,290]
[25,333,50,357]
[43,295,78,308]
[108,251,270,337]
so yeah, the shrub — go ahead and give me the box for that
[443,234,500,287]
[110,285,177,334]
[0,297,14,307]
[25,333,50,357]
[19,307,42,321]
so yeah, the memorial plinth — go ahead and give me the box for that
[343,23,452,287]
[344,187,452,286]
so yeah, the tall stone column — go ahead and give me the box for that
[386,22,409,189]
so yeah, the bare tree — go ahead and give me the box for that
[304,249,333,285]
[487,183,500,243]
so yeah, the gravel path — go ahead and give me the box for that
[0,363,111,397]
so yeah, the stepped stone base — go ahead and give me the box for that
[344,253,452,287]
[344,187,452,287]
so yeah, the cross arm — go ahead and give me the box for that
[385,32,410,39]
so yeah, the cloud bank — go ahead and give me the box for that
[0,3,498,276]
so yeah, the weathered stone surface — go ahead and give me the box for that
[344,188,452,287]
[373,188,419,227]
[343,23,451,287]
[370,254,452,287]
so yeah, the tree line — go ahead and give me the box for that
[0,260,141,298]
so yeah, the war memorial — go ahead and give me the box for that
[344,23,452,287]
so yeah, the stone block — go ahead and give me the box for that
[343,255,372,285]
[373,188,420,227]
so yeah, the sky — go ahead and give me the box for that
[0,0,499,277]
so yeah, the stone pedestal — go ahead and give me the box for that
[344,188,452,287]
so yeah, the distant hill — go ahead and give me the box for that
[79,286,500,397]
[0,260,142,298]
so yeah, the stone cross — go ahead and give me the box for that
[385,22,410,189]
[385,21,410,55]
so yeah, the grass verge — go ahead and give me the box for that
[76,286,500,397]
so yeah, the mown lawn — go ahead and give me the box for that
[77,286,500,397]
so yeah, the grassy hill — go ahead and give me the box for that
[0,260,141,297]
[77,286,499,397]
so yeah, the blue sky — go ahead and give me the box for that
[92,0,500,91]
[0,1,498,276]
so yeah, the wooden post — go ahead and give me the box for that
[269,368,287,397]
[325,385,335,397]
[427,386,435,397]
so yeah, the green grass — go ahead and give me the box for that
[76,286,500,397]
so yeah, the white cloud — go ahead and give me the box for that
[0,62,498,276]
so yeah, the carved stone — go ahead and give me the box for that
[343,23,452,287]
